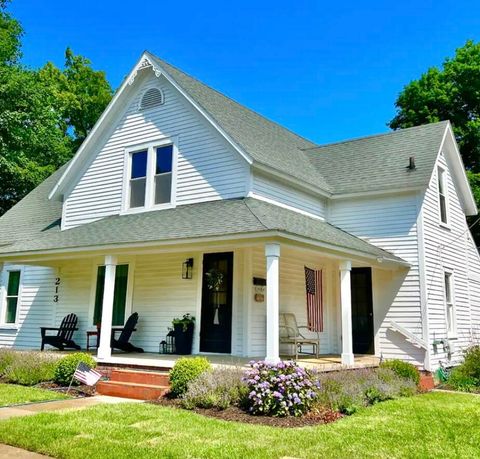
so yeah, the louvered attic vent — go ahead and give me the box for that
[139,88,164,110]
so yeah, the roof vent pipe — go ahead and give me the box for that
[407,156,416,171]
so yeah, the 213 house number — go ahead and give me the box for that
[53,277,60,303]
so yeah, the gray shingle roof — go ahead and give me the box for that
[0,172,404,263]
[305,121,448,194]
[147,53,331,192]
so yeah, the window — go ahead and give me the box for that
[93,264,129,326]
[4,270,21,324]
[130,150,148,208]
[444,272,456,336]
[125,141,175,211]
[438,167,448,225]
[154,145,173,205]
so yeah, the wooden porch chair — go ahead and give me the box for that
[40,313,81,351]
[111,312,144,353]
[279,313,320,360]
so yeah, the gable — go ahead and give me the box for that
[62,68,249,229]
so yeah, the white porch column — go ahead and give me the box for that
[265,243,280,364]
[97,255,117,361]
[340,260,354,366]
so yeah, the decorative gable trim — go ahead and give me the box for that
[49,51,253,202]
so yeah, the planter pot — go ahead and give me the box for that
[173,323,194,355]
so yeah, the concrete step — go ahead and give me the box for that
[96,380,169,400]
[110,369,170,386]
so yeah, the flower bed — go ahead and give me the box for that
[161,358,420,426]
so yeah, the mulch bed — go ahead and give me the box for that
[153,396,343,427]
[35,382,95,398]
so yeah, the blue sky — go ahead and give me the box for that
[10,0,480,144]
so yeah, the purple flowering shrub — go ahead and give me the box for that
[243,360,318,417]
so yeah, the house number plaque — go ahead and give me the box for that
[53,277,60,303]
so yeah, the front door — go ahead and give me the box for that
[350,267,374,354]
[200,252,233,353]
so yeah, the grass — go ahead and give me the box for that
[0,392,478,458]
[0,383,69,407]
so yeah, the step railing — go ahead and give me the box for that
[389,320,427,349]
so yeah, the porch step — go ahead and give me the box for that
[110,369,170,386]
[96,380,169,400]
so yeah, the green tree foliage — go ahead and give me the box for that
[390,40,480,242]
[0,0,112,215]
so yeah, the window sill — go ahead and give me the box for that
[447,334,458,340]
[120,203,175,216]
[439,222,451,231]
[0,324,19,330]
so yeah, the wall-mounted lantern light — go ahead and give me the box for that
[182,258,194,279]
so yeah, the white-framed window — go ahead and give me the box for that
[1,268,22,325]
[123,138,177,213]
[438,166,449,226]
[443,271,456,337]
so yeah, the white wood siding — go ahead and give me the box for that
[63,70,249,229]
[422,152,477,368]
[248,246,338,357]
[329,193,425,365]
[0,265,56,349]
[467,235,480,338]
[251,173,326,219]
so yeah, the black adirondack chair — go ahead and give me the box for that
[111,312,144,353]
[40,313,81,351]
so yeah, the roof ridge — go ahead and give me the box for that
[302,120,450,152]
[146,51,317,148]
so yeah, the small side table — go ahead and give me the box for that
[86,330,99,350]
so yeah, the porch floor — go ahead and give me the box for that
[96,353,380,372]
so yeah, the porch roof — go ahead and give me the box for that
[0,184,406,264]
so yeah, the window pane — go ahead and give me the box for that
[155,173,172,204]
[6,297,18,323]
[112,265,129,326]
[7,271,20,296]
[440,195,447,223]
[130,178,146,208]
[438,170,444,195]
[93,266,106,325]
[444,274,451,302]
[93,265,129,326]
[156,145,173,174]
[131,150,148,179]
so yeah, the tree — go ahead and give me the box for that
[389,40,480,243]
[0,1,112,215]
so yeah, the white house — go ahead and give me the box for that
[0,51,479,372]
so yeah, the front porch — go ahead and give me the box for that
[96,351,381,372]
[6,234,408,368]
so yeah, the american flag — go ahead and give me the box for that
[305,267,323,332]
[73,362,102,386]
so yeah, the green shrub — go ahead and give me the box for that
[460,345,480,381]
[0,348,15,376]
[169,357,211,397]
[181,366,248,410]
[54,353,97,386]
[313,367,417,415]
[380,359,420,385]
[447,366,478,392]
[2,351,58,386]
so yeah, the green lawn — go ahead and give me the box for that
[0,392,478,458]
[0,383,69,407]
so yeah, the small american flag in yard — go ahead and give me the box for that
[305,266,323,332]
[73,362,102,386]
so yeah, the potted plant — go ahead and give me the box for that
[172,314,195,355]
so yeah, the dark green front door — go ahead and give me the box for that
[351,267,374,354]
[200,252,233,353]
